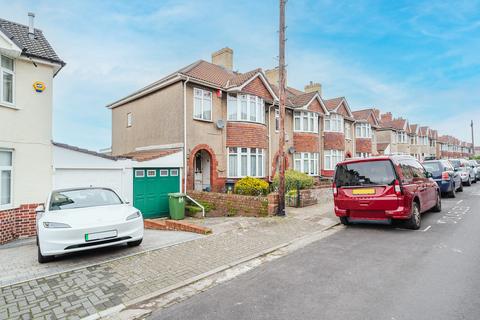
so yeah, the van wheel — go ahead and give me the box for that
[405,202,421,230]
[432,192,442,212]
[127,239,143,247]
[37,246,54,264]
[339,217,350,225]
[458,183,464,192]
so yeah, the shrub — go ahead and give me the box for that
[234,177,269,196]
[272,170,314,192]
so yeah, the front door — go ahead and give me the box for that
[194,150,211,191]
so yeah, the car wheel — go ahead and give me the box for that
[473,178,477,184]
[405,202,421,230]
[466,178,472,186]
[339,217,350,225]
[432,192,442,212]
[458,183,464,192]
[127,239,143,247]
[37,246,54,264]
[448,184,456,198]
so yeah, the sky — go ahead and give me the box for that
[1,0,479,150]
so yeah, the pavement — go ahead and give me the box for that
[0,201,338,320]
[150,183,480,320]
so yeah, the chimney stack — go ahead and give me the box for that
[211,47,233,71]
[28,12,35,39]
[304,81,322,96]
[265,68,287,86]
[381,112,393,122]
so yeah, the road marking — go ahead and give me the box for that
[456,200,463,204]
[421,225,431,232]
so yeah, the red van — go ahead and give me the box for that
[333,155,441,229]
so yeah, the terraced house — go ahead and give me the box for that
[376,112,411,155]
[108,48,330,193]
[351,108,380,158]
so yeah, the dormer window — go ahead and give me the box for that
[227,94,265,124]
[1,55,14,105]
[324,113,343,133]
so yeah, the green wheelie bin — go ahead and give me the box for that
[168,193,186,220]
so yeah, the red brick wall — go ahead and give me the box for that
[226,122,268,149]
[336,102,350,117]
[356,138,372,153]
[293,132,319,152]
[0,203,39,244]
[307,99,325,114]
[242,76,274,101]
[188,191,275,217]
[324,132,345,150]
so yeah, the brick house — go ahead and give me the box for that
[108,48,329,193]
[0,15,65,243]
[376,112,411,155]
[321,97,355,176]
[351,108,381,157]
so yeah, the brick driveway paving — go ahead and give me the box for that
[0,217,324,320]
[0,230,202,287]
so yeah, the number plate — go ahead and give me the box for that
[352,188,376,195]
[85,230,117,242]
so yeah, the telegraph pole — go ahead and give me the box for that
[471,120,475,157]
[277,0,286,216]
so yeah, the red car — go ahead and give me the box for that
[333,155,441,229]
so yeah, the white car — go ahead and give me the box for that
[36,187,144,263]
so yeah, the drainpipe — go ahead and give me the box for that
[268,104,272,181]
[183,76,190,193]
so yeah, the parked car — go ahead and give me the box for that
[36,187,144,263]
[468,160,480,181]
[333,155,441,230]
[449,159,476,186]
[422,160,463,198]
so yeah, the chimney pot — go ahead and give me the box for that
[304,81,322,96]
[28,12,35,39]
[211,47,233,71]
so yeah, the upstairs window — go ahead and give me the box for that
[127,113,132,127]
[1,55,14,105]
[293,111,318,133]
[355,123,371,138]
[0,150,12,208]
[193,88,212,121]
[227,94,265,124]
[324,113,343,132]
[397,131,408,143]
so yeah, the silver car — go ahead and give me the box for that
[468,160,480,181]
[449,159,476,186]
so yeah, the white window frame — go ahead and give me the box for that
[134,170,145,178]
[275,108,280,132]
[324,150,344,170]
[0,149,13,209]
[355,152,370,158]
[227,147,265,178]
[293,111,318,133]
[127,113,132,127]
[293,152,319,176]
[397,131,407,144]
[193,88,212,121]
[227,94,265,124]
[146,169,156,177]
[324,113,344,133]
[1,55,15,107]
[159,169,169,177]
[355,123,371,138]
[170,169,179,176]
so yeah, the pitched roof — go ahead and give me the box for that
[377,143,390,152]
[409,124,418,133]
[418,126,429,136]
[121,148,182,162]
[323,97,344,111]
[53,142,119,160]
[351,108,380,127]
[0,17,64,66]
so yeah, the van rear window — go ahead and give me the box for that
[335,160,397,187]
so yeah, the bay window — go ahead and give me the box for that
[0,150,12,208]
[396,131,407,143]
[355,123,371,138]
[227,94,265,124]
[293,153,319,176]
[324,113,343,132]
[293,111,318,133]
[356,152,370,158]
[193,88,212,121]
[1,55,14,105]
[228,147,264,178]
[324,150,344,170]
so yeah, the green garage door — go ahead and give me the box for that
[133,168,180,218]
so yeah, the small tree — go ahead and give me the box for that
[272,170,314,192]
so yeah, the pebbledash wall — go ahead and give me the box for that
[0,204,39,244]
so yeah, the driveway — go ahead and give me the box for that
[0,229,203,287]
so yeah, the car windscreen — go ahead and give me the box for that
[50,189,122,211]
[335,160,397,187]
[450,160,461,168]
[422,162,442,175]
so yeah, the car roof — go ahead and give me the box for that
[337,155,415,166]
[52,187,114,193]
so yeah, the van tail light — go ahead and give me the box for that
[441,171,450,181]
[332,182,338,197]
[394,179,402,196]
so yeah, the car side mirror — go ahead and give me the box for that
[35,204,45,214]
[426,172,433,178]
[454,168,459,172]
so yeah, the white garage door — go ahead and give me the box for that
[53,169,124,196]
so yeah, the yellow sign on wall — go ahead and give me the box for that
[33,81,46,93]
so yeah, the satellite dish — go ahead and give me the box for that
[216,119,225,129]
[288,146,295,154]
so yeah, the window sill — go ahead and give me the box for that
[193,117,213,123]
[228,120,266,126]
[323,130,343,134]
[293,130,319,134]
[0,102,19,110]
[0,204,15,211]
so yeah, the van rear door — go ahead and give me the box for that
[334,159,399,212]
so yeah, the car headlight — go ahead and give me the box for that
[43,222,71,228]
[126,211,142,221]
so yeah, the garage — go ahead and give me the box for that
[53,142,184,218]
[133,168,180,218]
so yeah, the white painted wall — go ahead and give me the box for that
[0,55,56,208]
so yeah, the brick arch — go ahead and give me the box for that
[270,151,290,179]
[187,144,222,192]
